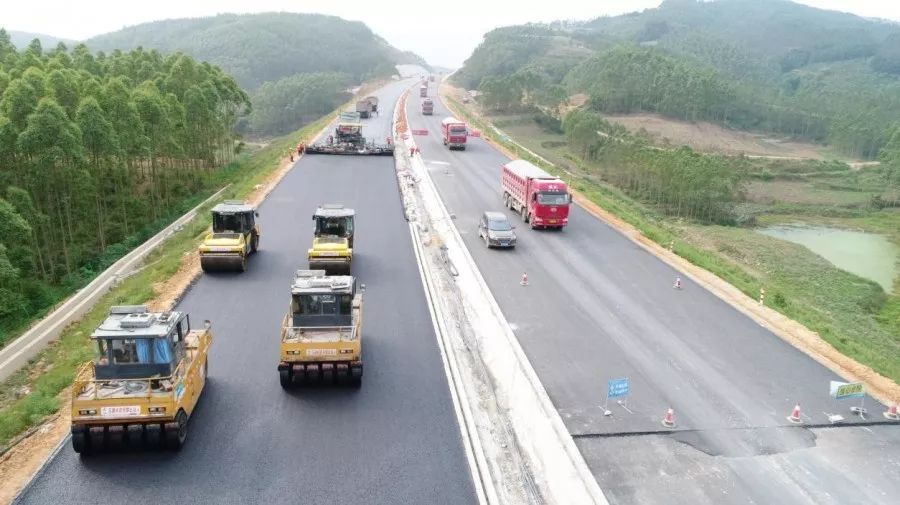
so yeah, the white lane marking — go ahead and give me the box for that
[427,160,451,165]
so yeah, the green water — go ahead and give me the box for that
[759,225,898,293]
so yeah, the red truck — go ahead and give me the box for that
[440,117,468,150]
[419,85,428,97]
[501,160,571,229]
[422,98,434,115]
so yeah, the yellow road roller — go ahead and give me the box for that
[70,305,212,453]
[308,204,354,275]
[199,200,260,272]
[278,270,363,388]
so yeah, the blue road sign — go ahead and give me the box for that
[608,378,630,399]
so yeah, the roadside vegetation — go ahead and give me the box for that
[0,112,334,449]
[0,32,249,348]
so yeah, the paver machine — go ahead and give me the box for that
[305,121,393,155]
[278,270,364,387]
[308,204,354,275]
[199,200,260,272]
[70,305,212,453]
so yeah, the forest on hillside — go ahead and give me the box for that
[0,30,249,339]
[86,13,427,136]
[456,0,900,160]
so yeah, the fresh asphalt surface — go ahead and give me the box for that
[408,93,900,504]
[15,80,477,505]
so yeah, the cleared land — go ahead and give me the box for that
[605,113,849,161]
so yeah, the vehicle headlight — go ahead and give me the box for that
[78,409,97,416]
[148,406,167,413]
[339,349,354,354]
[286,350,301,355]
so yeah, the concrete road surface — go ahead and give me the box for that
[15,80,477,505]
[405,92,900,505]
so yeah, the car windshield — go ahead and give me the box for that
[450,126,467,134]
[537,192,568,205]
[488,219,512,231]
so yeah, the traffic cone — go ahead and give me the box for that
[787,403,802,424]
[661,408,676,428]
[673,277,682,289]
[520,272,529,286]
[884,404,899,421]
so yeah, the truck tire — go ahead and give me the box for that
[522,208,529,223]
[251,233,259,253]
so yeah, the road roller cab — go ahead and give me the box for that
[70,305,212,453]
[199,201,260,272]
[308,204,354,275]
[278,270,363,388]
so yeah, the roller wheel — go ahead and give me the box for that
[126,425,143,448]
[145,423,162,449]
[279,369,291,389]
[166,410,188,451]
[238,255,247,272]
[72,429,88,454]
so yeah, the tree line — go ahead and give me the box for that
[0,30,249,339]
[563,109,746,223]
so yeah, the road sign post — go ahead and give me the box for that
[830,381,867,418]
[604,377,630,416]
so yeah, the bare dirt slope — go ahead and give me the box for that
[606,113,839,160]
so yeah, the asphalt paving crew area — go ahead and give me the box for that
[15,80,478,505]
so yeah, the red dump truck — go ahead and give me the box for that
[440,117,467,150]
[422,98,434,115]
[501,160,571,229]
[419,84,428,97]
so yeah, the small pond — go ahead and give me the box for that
[758,225,898,293]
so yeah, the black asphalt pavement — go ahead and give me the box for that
[15,80,477,505]
[407,92,900,505]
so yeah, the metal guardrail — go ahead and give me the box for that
[0,186,229,382]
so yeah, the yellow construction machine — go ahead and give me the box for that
[70,305,212,453]
[278,270,363,388]
[199,201,260,272]
[308,204,354,275]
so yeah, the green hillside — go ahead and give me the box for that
[85,13,428,136]
[85,13,426,89]
[455,0,900,159]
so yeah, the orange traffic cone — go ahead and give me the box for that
[661,408,676,428]
[520,272,529,286]
[884,404,899,421]
[673,277,682,289]
[787,403,802,424]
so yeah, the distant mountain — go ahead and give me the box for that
[85,13,429,90]
[455,0,900,158]
[7,30,75,50]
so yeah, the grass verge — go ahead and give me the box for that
[0,113,334,449]
[441,90,900,385]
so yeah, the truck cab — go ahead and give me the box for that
[441,117,468,150]
[501,160,571,229]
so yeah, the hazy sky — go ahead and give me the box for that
[2,0,899,67]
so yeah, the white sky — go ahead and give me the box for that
[1,0,899,67]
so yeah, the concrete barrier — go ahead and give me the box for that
[395,88,609,505]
